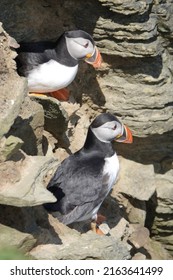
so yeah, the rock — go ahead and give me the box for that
[0,1,74,42]
[0,24,45,158]
[112,157,156,201]
[128,224,172,260]
[94,0,162,58]
[156,3,173,37]
[144,239,172,260]
[34,96,69,148]
[68,110,91,152]
[0,224,36,254]
[0,79,24,140]
[0,23,27,139]
[128,225,150,249]
[110,217,130,240]
[0,154,58,207]
[0,161,21,186]
[151,170,173,254]
[29,231,131,260]
[95,14,160,57]
[99,0,152,15]
[0,136,23,161]
[114,193,147,225]
[47,214,81,243]
[155,171,173,214]
[30,208,131,260]
[97,75,173,136]
[97,222,111,235]
[132,252,146,260]
[7,96,44,156]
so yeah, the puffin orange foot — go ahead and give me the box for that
[96,225,105,235]
[28,92,48,99]
[28,88,70,101]
[91,222,110,235]
[48,88,70,101]
[91,222,105,235]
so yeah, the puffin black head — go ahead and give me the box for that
[65,30,95,45]
[90,113,133,144]
[64,30,102,68]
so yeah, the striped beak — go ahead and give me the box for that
[85,46,102,68]
[115,125,133,144]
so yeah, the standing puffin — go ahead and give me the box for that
[44,113,133,232]
[16,30,102,101]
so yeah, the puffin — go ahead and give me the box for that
[16,30,102,101]
[44,113,133,233]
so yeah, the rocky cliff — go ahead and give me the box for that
[0,0,173,260]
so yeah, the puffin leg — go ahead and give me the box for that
[91,222,105,235]
[48,88,70,101]
[90,214,107,235]
[28,88,70,101]
[96,213,106,225]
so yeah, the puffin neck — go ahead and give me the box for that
[55,35,78,67]
[82,127,115,157]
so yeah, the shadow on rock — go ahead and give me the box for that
[0,205,62,246]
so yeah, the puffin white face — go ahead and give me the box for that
[91,120,123,143]
[65,36,95,60]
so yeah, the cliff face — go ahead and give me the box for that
[0,0,173,259]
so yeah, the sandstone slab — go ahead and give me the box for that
[30,231,131,260]
[0,155,58,207]
[112,157,156,201]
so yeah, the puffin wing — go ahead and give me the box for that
[16,41,57,76]
[45,154,109,224]
[50,172,106,225]
[48,154,106,203]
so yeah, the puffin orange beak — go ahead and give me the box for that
[85,47,102,68]
[115,125,133,144]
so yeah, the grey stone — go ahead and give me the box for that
[30,232,131,260]
[0,224,36,253]
[34,96,69,146]
[0,136,23,161]
[150,170,173,254]
[128,225,150,249]
[144,238,173,260]
[113,157,156,201]
[7,96,45,156]
[99,0,153,15]
[0,154,58,207]
[0,24,27,139]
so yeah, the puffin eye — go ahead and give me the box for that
[112,125,117,130]
[84,42,89,48]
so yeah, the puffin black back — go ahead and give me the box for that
[16,32,77,75]
[16,35,63,75]
[17,40,57,53]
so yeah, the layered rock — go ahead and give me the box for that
[151,169,173,255]
[0,155,58,207]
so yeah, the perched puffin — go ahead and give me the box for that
[16,30,102,101]
[44,113,133,232]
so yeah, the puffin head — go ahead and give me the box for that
[90,113,133,144]
[65,30,102,68]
